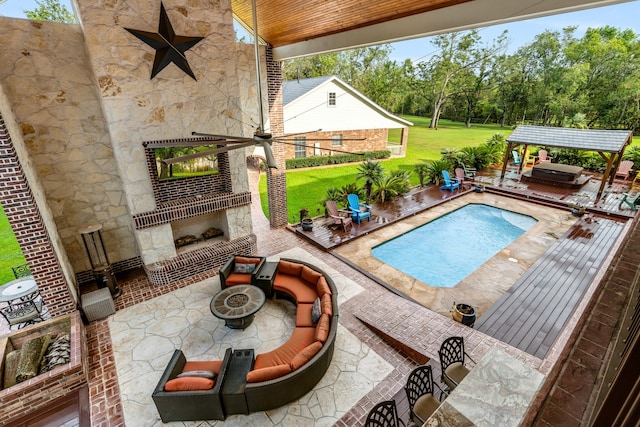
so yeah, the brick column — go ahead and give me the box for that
[265,46,288,227]
[0,112,76,316]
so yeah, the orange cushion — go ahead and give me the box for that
[296,303,315,327]
[235,256,261,265]
[253,327,316,370]
[321,293,333,316]
[274,274,318,303]
[246,364,292,383]
[316,277,332,297]
[301,265,322,286]
[225,273,252,285]
[183,360,222,374]
[290,341,323,371]
[278,260,302,276]
[164,377,214,391]
[315,314,330,344]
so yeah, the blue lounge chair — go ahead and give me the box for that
[440,170,460,192]
[347,194,371,224]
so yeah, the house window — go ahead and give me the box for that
[332,134,343,146]
[328,92,336,107]
[295,137,306,158]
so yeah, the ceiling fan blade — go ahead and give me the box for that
[260,140,278,169]
[192,131,255,142]
[163,141,257,165]
[275,140,365,157]
[277,137,367,142]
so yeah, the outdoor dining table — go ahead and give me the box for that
[0,276,39,303]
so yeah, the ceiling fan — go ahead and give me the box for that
[163,0,366,169]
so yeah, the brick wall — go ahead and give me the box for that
[265,46,289,228]
[143,137,233,204]
[0,313,88,424]
[282,128,388,159]
[0,112,75,316]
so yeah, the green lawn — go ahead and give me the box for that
[259,117,508,222]
[0,204,27,284]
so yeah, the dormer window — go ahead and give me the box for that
[328,92,336,107]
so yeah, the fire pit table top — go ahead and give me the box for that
[210,285,265,324]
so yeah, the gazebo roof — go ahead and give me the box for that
[507,125,633,153]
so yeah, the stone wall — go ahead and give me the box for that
[0,17,135,275]
[75,0,258,265]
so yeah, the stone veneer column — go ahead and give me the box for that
[265,46,288,227]
[0,112,75,316]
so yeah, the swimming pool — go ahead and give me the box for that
[372,204,538,287]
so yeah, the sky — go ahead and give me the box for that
[2,0,639,63]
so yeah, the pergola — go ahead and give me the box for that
[501,125,634,197]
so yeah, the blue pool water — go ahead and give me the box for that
[372,204,537,288]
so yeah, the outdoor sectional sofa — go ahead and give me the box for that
[152,257,338,421]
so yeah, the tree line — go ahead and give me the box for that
[282,26,640,132]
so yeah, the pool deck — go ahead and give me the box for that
[293,169,635,361]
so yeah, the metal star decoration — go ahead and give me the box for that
[125,2,204,80]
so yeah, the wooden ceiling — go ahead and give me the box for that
[231,0,469,48]
[231,0,632,60]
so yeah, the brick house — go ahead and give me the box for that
[279,76,412,158]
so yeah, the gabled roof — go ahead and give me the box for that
[507,125,633,153]
[282,75,413,127]
[282,76,331,105]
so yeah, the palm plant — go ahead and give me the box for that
[370,174,403,203]
[388,169,412,194]
[425,160,451,185]
[356,160,384,200]
[440,148,461,165]
[414,162,430,187]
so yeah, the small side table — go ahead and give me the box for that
[221,349,254,415]
[254,261,278,297]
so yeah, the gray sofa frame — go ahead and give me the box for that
[152,347,232,422]
[242,258,339,413]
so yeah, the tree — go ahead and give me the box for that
[24,0,76,23]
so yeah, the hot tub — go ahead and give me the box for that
[531,163,583,182]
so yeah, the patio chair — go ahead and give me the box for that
[461,163,476,179]
[0,298,45,329]
[404,365,445,424]
[364,400,406,427]
[12,263,31,279]
[326,200,353,231]
[538,149,552,163]
[510,150,521,166]
[440,170,460,192]
[438,336,475,392]
[219,254,266,289]
[615,160,634,180]
[454,168,473,189]
[619,193,640,211]
[347,193,371,224]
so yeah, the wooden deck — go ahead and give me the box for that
[474,213,627,358]
[290,169,637,362]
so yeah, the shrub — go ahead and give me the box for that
[285,150,390,169]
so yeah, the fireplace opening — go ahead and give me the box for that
[171,213,227,254]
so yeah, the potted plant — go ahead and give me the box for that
[569,193,590,217]
[299,208,313,231]
[451,302,476,327]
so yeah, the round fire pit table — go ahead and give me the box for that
[210,284,266,329]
